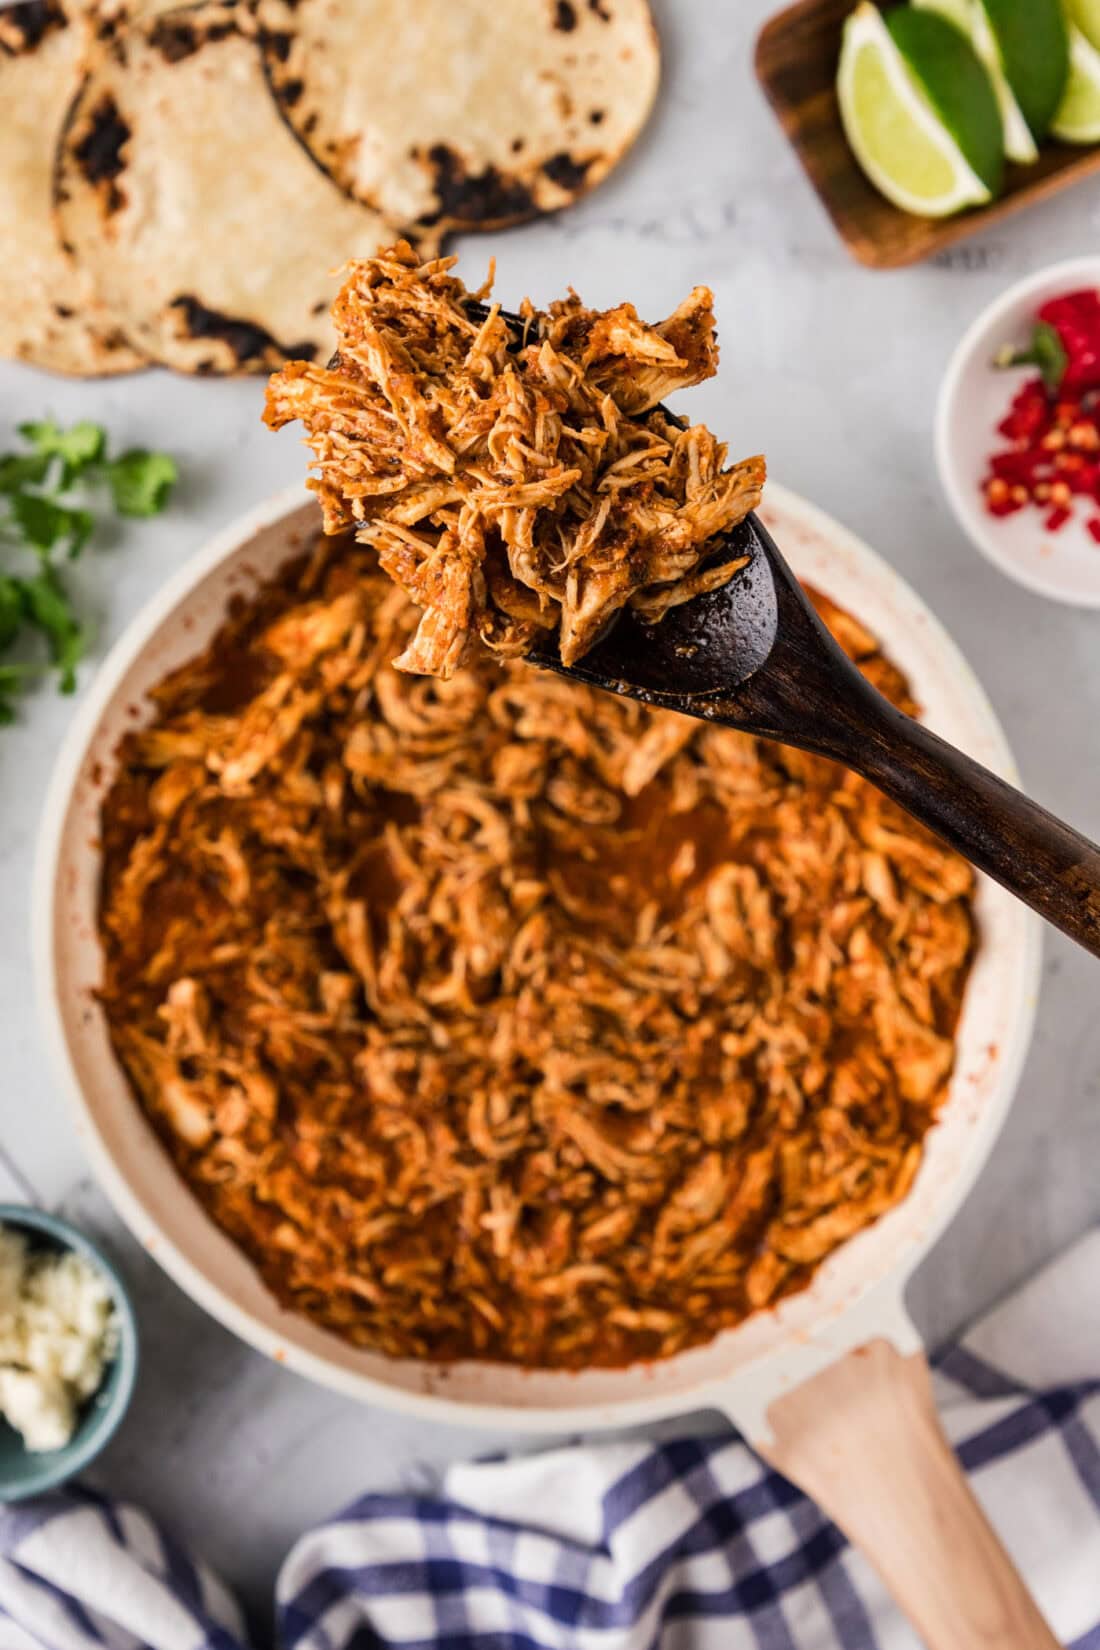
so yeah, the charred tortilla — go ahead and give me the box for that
[256,0,660,235]
[53,2,400,373]
[0,0,143,376]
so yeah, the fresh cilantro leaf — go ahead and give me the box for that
[106,449,178,517]
[0,419,177,724]
[17,419,106,486]
[0,661,44,724]
[9,493,94,559]
[17,569,87,693]
[0,664,27,725]
[0,451,52,493]
[0,576,21,650]
[63,507,96,559]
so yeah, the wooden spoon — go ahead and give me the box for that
[529,508,1100,959]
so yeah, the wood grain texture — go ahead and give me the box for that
[763,1343,1062,1649]
[755,0,1100,269]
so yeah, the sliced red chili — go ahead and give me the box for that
[981,333,1100,533]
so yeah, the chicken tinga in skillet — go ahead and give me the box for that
[95,252,976,1367]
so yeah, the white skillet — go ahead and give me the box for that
[36,485,1048,1647]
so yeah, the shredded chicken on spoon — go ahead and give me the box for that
[264,242,765,677]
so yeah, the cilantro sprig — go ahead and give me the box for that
[0,421,178,724]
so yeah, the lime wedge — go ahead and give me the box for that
[1066,0,1100,49]
[838,4,996,217]
[913,0,1038,161]
[978,0,1069,140]
[886,9,1005,193]
[1052,23,1100,140]
[971,6,1040,160]
[914,0,974,30]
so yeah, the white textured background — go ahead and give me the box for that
[1,0,1099,1623]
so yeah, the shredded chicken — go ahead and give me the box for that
[264,243,765,677]
[97,531,976,1369]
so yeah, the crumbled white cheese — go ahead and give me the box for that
[0,1369,76,1453]
[0,1225,119,1453]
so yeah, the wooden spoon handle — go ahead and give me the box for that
[762,1342,1061,1650]
[845,688,1100,958]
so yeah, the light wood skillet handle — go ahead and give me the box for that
[760,1341,1061,1650]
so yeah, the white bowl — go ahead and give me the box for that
[34,485,1040,1432]
[936,256,1100,607]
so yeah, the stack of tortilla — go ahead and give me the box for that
[3,0,660,377]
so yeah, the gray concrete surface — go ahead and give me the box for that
[1,0,1097,1618]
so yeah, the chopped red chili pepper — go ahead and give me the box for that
[997,381,1049,442]
[982,291,1100,535]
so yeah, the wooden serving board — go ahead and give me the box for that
[755,0,1100,269]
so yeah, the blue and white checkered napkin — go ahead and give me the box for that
[2,1234,1098,1650]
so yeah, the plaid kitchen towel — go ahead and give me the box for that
[1,1233,1098,1650]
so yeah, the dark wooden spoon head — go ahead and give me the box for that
[526,510,850,733]
[525,512,776,705]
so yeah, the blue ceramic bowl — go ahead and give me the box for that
[0,1205,138,1502]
